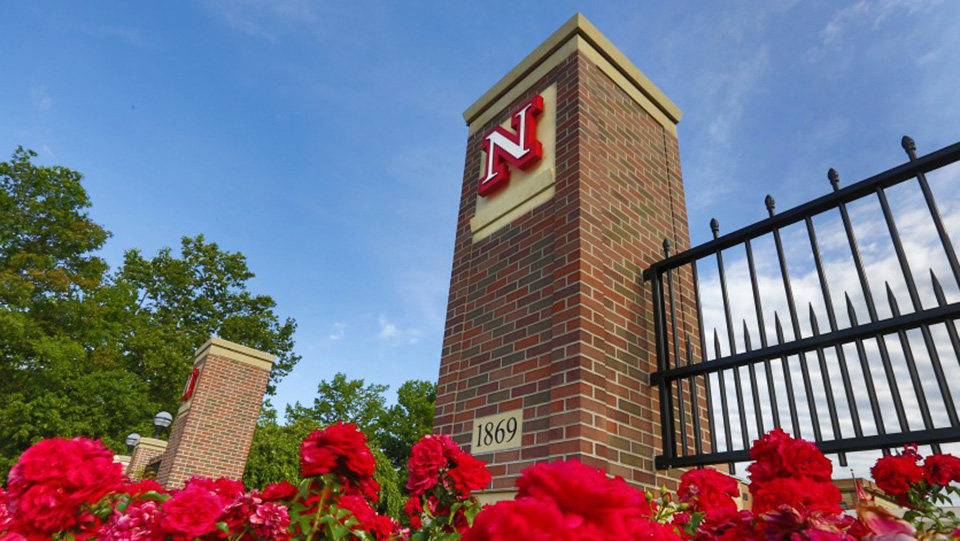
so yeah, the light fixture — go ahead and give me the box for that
[125,433,141,454]
[153,411,173,438]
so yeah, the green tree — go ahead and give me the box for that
[379,380,436,469]
[243,406,403,520]
[0,148,299,481]
[114,234,300,404]
[286,372,388,435]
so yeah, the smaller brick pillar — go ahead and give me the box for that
[156,338,274,489]
[125,438,167,480]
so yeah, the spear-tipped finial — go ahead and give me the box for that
[885,282,901,316]
[845,293,859,326]
[901,135,917,158]
[773,312,785,343]
[663,238,671,256]
[685,336,694,363]
[742,320,752,351]
[828,168,840,192]
[710,218,720,239]
[713,328,723,358]
[765,195,776,217]
[808,303,820,334]
[930,269,947,306]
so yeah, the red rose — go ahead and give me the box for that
[0,489,12,530]
[160,484,224,540]
[924,454,960,486]
[781,439,833,482]
[752,477,842,515]
[248,502,291,541]
[406,435,448,496]
[447,451,491,496]
[699,510,757,541]
[747,429,791,484]
[7,484,77,534]
[300,423,376,482]
[7,437,122,535]
[403,497,423,529]
[462,498,575,541]
[98,499,165,541]
[262,481,298,502]
[679,469,739,523]
[516,460,650,538]
[121,480,165,496]
[337,495,396,541]
[871,454,926,496]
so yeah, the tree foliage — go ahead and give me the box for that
[0,148,299,481]
[243,374,436,517]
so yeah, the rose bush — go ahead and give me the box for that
[1,424,959,540]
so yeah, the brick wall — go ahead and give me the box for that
[434,46,703,492]
[125,438,166,480]
[156,341,272,489]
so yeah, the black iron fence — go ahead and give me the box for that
[646,136,960,471]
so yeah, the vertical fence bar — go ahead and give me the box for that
[831,169,907,437]
[712,219,750,451]
[691,260,715,454]
[845,294,887,443]
[932,271,960,372]
[808,304,847,466]
[885,284,944,453]
[686,338,703,455]
[767,195,822,442]
[742,321,765,437]
[745,238,780,429]
[714,331,734,473]
[652,272,675,466]
[903,136,960,288]
[664,239,689,456]
[805,215,863,440]
[774,313,802,438]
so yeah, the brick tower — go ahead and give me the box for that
[434,14,696,499]
[156,338,274,489]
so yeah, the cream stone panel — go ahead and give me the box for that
[471,409,524,453]
[475,490,518,506]
[470,84,556,243]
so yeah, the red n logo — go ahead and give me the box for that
[478,94,544,197]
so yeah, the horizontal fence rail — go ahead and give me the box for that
[647,136,960,471]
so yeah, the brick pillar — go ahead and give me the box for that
[156,338,274,489]
[125,438,167,480]
[434,13,701,499]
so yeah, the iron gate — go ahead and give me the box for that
[646,136,960,470]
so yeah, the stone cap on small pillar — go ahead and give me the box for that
[126,437,168,479]
[463,12,681,136]
[194,337,276,371]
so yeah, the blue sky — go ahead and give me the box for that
[2,0,959,432]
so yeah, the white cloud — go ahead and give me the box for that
[328,322,347,341]
[202,0,326,40]
[31,84,52,111]
[377,314,423,346]
[821,0,939,45]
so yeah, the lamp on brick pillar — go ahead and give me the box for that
[153,411,173,438]
[125,433,168,480]
[125,433,141,454]
[156,337,274,489]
